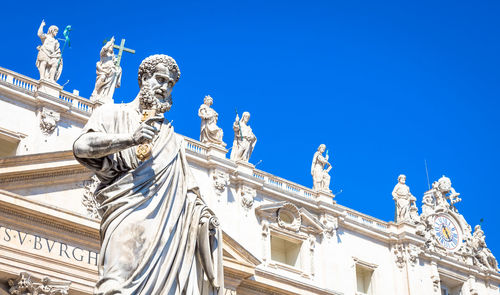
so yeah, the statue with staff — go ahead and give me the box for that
[311,144,332,191]
[36,20,71,82]
[230,110,257,162]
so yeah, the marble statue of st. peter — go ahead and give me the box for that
[73,55,223,295]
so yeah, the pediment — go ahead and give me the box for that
[222,231,260,279]
[254,201,288,216]
[299,208,324,234]
[255,201,325,235]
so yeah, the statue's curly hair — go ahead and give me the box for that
[204,95,213,104]
[137,54,180,87]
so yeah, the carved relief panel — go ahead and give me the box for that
[39,107,60,135]
[212,169,229,198]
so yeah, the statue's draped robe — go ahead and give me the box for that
[392,183,411,222]
[36,34,62,80]
[310,152,329,191]
[229,121,256,161]
[198,105,222,144]
[91,49,122,103]
[74,104,223,295]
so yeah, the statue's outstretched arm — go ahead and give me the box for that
[37,20,45,39]
[74,117,161,159]
[74,132,134,159]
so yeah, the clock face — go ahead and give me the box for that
[433,215,460,251]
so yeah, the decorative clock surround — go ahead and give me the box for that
[415,175,499,272]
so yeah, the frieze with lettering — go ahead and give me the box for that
[0,224,98,266]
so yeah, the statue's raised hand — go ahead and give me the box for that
[132,116,163,145]
[41,19,46,26]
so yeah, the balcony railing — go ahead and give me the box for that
[0,67,95,114]
[344,208,389,231]
[253,169,319,200]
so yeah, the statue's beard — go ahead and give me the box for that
[139,84,172,113]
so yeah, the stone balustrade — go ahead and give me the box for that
[0,67,38,93]
[183,136,324,201]
[184,137,208,155]
[0,67,95,115]
[344,207,389,231]
[59,89,94,113]
[253,169,319,200]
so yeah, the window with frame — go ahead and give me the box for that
[0,137,19,157]
[270,234,302,269]
[440,273,463,295]
[355,264,374,295]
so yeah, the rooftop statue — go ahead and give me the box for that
[90,37,122,104]
[230,111,256,162]
[73,54,223,295]
[311,144,332,192]
[432,175,461,211]
[470,225,499,272]
[198,95,224,145]
[36,20,62,82]
[420,191,436,221]
[392,174,418,223]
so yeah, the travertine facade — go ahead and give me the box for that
[1,64,499,295]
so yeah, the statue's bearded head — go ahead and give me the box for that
[137,54,181,114]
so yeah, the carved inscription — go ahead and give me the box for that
[0,224,98,266]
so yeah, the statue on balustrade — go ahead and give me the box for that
[36,20,62,82]
[73,54,223,295]
[470,225,499,272]
[392,174,418,223]
[198,95,224,145]
[311,144,332,192]
[230,111,256,162]
[90,37,122,104]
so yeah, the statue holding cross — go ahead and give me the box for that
[90,37,135,104]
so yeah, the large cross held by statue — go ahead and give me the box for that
[104,38,136,67]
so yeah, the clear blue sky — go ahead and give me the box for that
[1,0,499,258]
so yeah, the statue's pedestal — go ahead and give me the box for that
[37,79,62,99]
[317,190,335,204]
[207,143,228,159]
[235,160,255,175]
